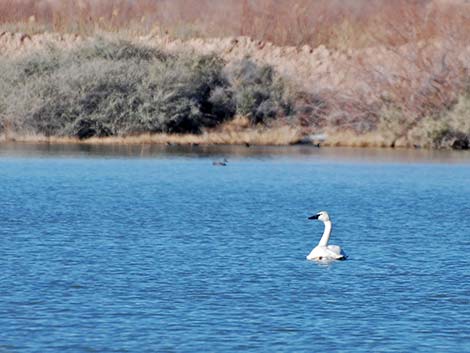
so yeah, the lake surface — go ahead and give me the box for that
[1,144,470,352]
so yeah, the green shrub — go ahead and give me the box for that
[71,38,168,62]
[225,58,292,124]
[0,39,292,138]
[408,94,470,149]
[377,105,412,146]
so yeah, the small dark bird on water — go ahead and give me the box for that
[212,158,228,166]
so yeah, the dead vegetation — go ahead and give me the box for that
[1,118,303,147]
[1,1,469,47]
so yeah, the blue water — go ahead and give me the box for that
[1,144,470,352]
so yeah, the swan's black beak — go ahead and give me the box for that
[308,214,320,220]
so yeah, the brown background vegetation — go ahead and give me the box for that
[1,0,469,48]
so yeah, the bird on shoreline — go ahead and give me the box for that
[306,211,347,261]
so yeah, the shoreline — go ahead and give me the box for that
[0,131,443,150]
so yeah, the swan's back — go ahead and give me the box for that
[327,245,342,255]
[307,245,346,261]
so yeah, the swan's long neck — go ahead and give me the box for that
[318,221,332,246]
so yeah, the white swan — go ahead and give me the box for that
[306,211,347,261]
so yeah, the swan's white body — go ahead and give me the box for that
[306,211,346,261]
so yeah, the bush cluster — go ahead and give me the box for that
[225,58,292,125]
[377,91,470,149]
[409,93,470,149]
[0,38,291,138]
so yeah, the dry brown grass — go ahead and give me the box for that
[320,130,390,148]
[0,117,302,146]
[1,1,469,48]
[0,129,417,148]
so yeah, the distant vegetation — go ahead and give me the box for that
[0,39,292,138]
[0,0,469,148]
[1,0,469,49]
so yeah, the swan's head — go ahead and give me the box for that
[308,211,330,222]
